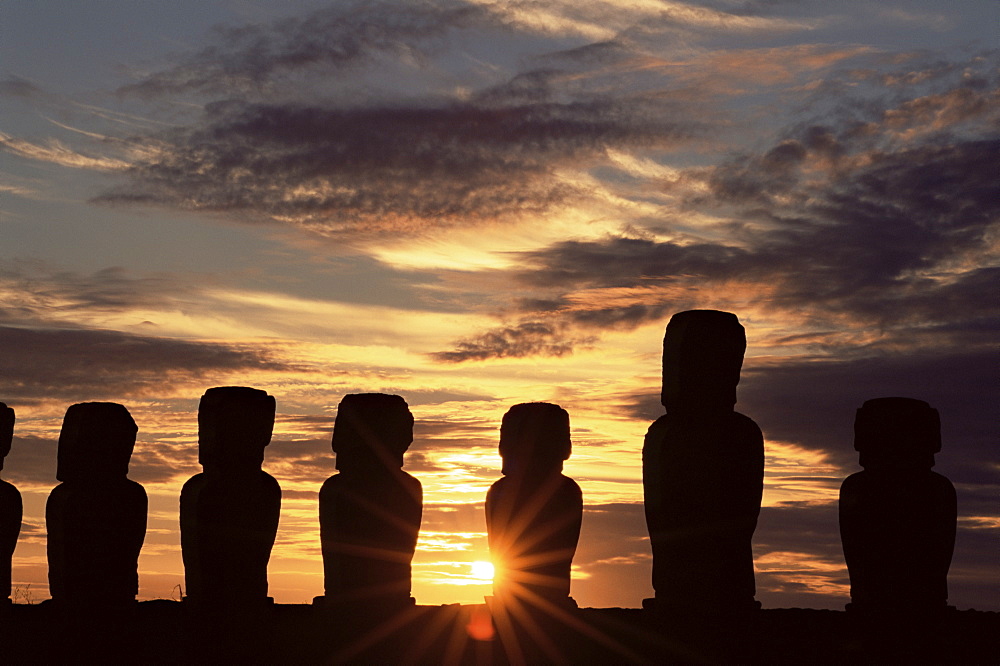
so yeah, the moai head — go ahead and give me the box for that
[661,310,746,412]
[56,402,137,482]
[498,402,571,476]
[198,386,275,473]
[331,393,413,472]
[854,397,941,470]
[0,402,13,472]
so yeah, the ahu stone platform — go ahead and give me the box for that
[1,602,996,664]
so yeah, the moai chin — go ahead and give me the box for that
[318,393,422,609]
[643,310,764,614]
[1,403,21,605]
[839,397,957,613]
[45,402,147,606]
[486,402,582,607]
[180,386,281,609]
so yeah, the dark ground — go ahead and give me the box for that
[1,601,997,664]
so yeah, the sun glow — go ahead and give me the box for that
[470,560,495,582]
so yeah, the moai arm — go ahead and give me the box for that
[730,412,765,536]
[179,472,208,600]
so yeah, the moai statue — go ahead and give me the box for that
[486,402,582,607]
[318,393,422,609]
[1,403,21,605]
[840,397,957,613]
[643,310,764,614]
[180,387,281,609]
[46,402,147,606]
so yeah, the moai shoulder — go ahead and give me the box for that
[180,386,281,609]
[643,310,763,616]
[1,403,22,606]
[46,402,147,607]
[840,397,957,614]
[486,402,582,606]
[318,393,422,610]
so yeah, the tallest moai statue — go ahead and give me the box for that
[1,403,20,606]
[643,310,764,614]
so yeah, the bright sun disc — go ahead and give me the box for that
[470,561,495,581]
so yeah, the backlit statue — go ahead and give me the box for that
[46,402,147,606]
[318,393,422,609]
[840,397,957,613]
[643,310,764,614]
[487,402,582,607]
[1,403,20,605]
[180,386,280,609]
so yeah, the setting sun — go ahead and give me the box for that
[470,561,495,582]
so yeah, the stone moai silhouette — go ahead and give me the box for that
[643,310,764,614]
[840,397,957,613]
[1,403,21,605]
[180,387,280,609]
[318,393,422,608]
[486,402,583,607]
[45,402,147,606]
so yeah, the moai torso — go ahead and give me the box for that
[180,387,281,607]
[486,402,582,605]
[1,403,21,604]
[643,310,763,613]
[318,393,422,607]
[45,402,147,606]
[840,397,957,613]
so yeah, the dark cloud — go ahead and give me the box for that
[118,1,502,98]
[432,57,998,359]
[2,435,57,487]
[0,263,188,322]
[568,302,681,329]
[429,320,594,362]
[517,237,750,290]
[94,91,695,237]
[511,133,998,328]
[92,3,707,237]
[0,76,43,99]
[740,349,1000,484]
[0,325,291,404]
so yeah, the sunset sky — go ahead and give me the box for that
[1,0,997,610]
